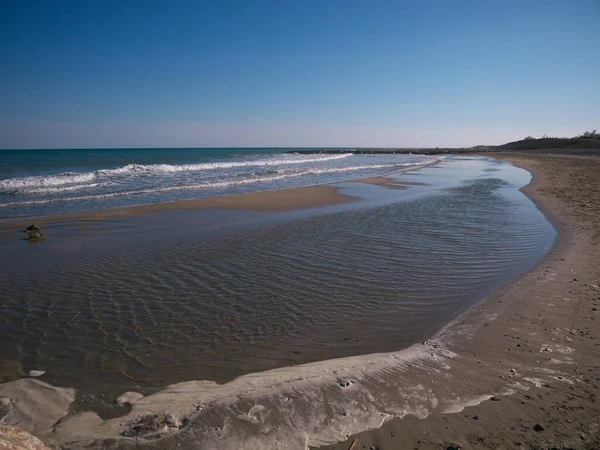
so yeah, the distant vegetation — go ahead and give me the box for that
[498,130,600,151]
[578,130,600,139]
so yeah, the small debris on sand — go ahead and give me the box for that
[27,370,45,378]
[122,412,182,438]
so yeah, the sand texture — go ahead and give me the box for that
[0,426,50,450]
[1,154,599,449]
[349,177,427,190]
[318,153,600,450]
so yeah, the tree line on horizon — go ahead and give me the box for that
[499,130,600,151]
[522,130,599,140]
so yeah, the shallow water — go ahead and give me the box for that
[0,156,555,418]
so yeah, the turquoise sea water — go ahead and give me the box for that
[0,148,438,216]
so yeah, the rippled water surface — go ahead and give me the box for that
[0,157,555,413]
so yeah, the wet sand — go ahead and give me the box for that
[1,154,596,449]
[349,176,427,190]
[0,184,357,234]
[318,153,600,450]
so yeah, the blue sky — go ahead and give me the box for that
[1,0,599,148]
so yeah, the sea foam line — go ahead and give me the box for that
[0,154,354,191]
[96,153,354,175]
[0,162,423,207]
[15,183,102,195]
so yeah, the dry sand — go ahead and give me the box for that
[317,153,600,450]
[2,154,599,449]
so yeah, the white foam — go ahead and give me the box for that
[16,183,101,195]
[0,172,309,207]
[0,154,356,193]
[0,162,426,208]
[0,172,96,190]
[16,333,545,450]
[115,391,144,406]
[440,394,493,413]
[45,343,441,448]
[95,153,354,176]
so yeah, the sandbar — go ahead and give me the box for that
[349,176,427,190]
[0,184,357,234]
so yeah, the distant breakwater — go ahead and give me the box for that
[286,148,492,155]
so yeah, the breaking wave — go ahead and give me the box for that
[0,173,97,191]
[0,163,414,207]
[0,154,353,192]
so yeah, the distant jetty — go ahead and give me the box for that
[286,147,492,155]
[285,133,600,155]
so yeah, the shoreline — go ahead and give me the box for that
[0,157,445,233]
[0,184,357,234]
[1,154,595,449]
[317,152,600,450]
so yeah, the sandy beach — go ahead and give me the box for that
[318,152,600,450]
[0,184,357,235]
[3,0,597,447]
[0,153,597,449]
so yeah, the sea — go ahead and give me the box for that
[0,148,557,448]
[0,148,437,217]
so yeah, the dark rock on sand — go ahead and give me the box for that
[533,423,545,432]
[23,225,44,240]
[23,225,41,233]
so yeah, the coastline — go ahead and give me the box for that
[317,152,600,450]
[0,155,445,234]
[1,154,596,449]
[0,184,357,234]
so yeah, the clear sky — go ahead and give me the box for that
[1,0,599,149]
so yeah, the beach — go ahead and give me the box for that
[0,184,357,237]
[318,153,600,450]
[4,0,598,447]
[0,153,597,449]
